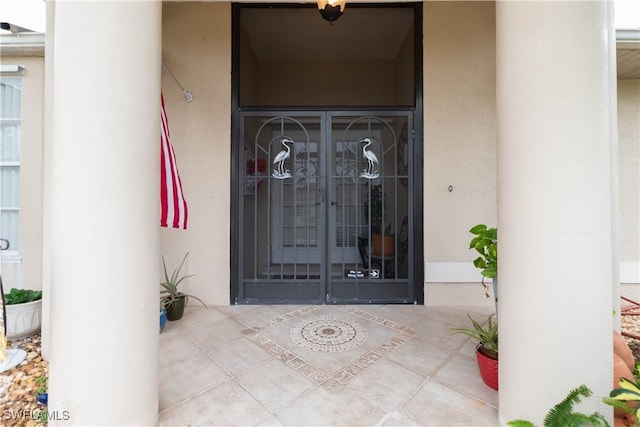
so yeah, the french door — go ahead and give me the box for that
[235,110,415,304]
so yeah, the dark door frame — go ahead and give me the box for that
[230,2,424,305]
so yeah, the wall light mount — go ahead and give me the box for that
[317,0,346,25]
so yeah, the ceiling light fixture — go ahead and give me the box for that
[317,0,346,25]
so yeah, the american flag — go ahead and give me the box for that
[160,94,188,229]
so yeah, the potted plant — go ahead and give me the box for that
[451,313,499,390]
[160,252,207,321]
[469,224,498,315]
[4,288,43,339]
[364,183,394,256]
[509,384,608,427]
[159,304,168,332]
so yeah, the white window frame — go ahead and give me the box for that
[0,75,22,261]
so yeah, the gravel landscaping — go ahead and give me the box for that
[1,335,47,427]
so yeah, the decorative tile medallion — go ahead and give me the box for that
[240,306,418,393]
[290,315,368,352]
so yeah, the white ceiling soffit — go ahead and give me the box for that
[240,7,414,61]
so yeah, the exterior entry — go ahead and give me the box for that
[237,111,415,303]
[232,4,423,304]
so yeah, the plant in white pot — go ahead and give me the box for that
[469,224,498,316]
[160,252,206,321]
[4,288,43,339]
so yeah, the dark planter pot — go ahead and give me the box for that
[165,295,186,321]
[476,346,499,390]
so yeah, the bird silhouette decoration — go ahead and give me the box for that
[272,138,293,179]
[359,137,380,179]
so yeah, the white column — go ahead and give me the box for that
[48,1,161,425]
[608,3,621,332]
[497,1,616,424]
[41,0,55,361]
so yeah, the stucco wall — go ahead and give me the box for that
[1,56,44,292]
[424,1,497,260]
[422,1,497,304]
[161,1,231,305]
[618,79,640,284]
[257,59,396,106]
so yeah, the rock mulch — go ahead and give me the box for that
[622,313,640,362]
[0,334,48,427]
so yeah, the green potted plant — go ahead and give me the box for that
[604,376,640,424]
[160,252,206,321]
[509,384,608,427]
[159,302,168,332]
[469,224,498,314]
[4,288,43,339]
[451,313,498,390]
[363,183,394,256]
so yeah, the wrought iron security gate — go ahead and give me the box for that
[235,111,414,304]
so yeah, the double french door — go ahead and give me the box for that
[235,110,415,304]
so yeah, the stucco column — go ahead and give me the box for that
[497,1,616,424]
[48,1,161,425]
[41,0,55,361]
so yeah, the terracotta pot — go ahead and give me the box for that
[372,234,395,256]
[476,346,499,390]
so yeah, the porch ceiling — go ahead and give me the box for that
[617,47,640,79]
[240,7,414,61]
[617,30,640,79]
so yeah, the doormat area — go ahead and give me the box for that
[290,315,367,352]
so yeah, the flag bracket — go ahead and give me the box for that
[162,62,193,103]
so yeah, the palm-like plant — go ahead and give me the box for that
[508,385,609,427]
[160,253,206,317]
[451,313,498,358]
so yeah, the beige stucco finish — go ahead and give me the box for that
[0,57,44,291]
[161,2,232,305]
[423,1,497,261]
[618,80,640,266]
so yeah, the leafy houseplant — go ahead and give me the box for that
[451,313,499,390]
[604,376,640,423]
[469,224,498,313]
[160,252,206,321]
[5,288,42,305]
[363,183,394,256]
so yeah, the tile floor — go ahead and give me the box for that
[159,304,498,426]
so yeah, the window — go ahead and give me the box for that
[0,77,21,252]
